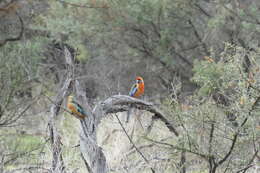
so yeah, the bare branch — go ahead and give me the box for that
[57,0,109,9]
[99,95,179,136]
[208,122,215,155]
[237,150,258,173]
[6,166,50,173]
[194,3,212,18]
[145,137,209,160]
[217,133,238,166]
[188,19,209,55]
[80,153,93,173]
[212,95,260,170]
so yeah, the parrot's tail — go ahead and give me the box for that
[126,105,133,123]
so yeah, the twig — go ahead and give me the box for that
[57,0,108,9]
[43,94,72,115]
[125,137,171,157]
[114,113,155,173]
[80,153,93,173]
[7,166,50,173]
[194,3,212,18]
[145,137,209,160]
[239,150,259,173]
[188,19,209,55]
[213,95,260,169]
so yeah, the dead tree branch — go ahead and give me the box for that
[99,95,179,136]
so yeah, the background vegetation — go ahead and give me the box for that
[0,0,259,172]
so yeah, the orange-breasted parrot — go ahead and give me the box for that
[126,76,144,122]
[67,95,86,119]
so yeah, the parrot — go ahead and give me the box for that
[126,76,144,123]
[67,95,86,119]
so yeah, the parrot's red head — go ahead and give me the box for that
[136,76,144,84]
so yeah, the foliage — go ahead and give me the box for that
[0,39,43,126]
[166,44,260,172]
[192,44,246,96]
[0,17,47,171]
[0,131,45,169]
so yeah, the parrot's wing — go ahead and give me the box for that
[129,83,138,97]
[73,101,86,115]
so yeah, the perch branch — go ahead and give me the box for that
[99,95,179,136]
